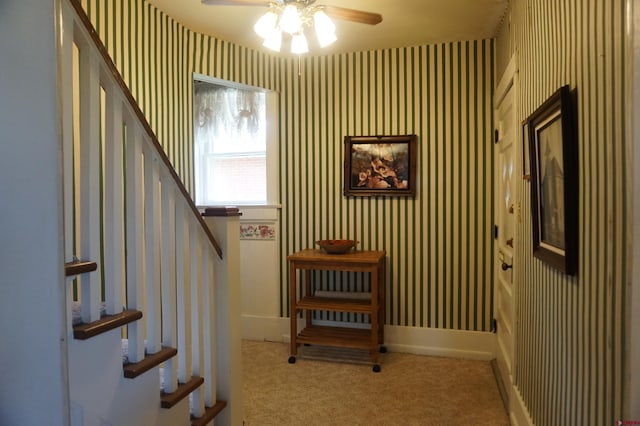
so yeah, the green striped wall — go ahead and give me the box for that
[497,0,628,423]
[278,45,495,330]
[80,0,280,194]
[80,0,497,333]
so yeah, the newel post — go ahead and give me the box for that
[202,207,242,426]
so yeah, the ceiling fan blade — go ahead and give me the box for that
[321,6,382,25]
[201,0,270,6]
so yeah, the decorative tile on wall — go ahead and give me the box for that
[240,223,276,240]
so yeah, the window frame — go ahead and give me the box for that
[193,74,279,207]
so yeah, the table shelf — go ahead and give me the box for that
[296,296,373,314]
[296,325,372,349]
[288,249,386,372]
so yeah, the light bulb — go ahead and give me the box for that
[314,10,337,47]
[262,29,282,52]
[291,33,309,54]
[280,4,302,35]
[254,11,278,39]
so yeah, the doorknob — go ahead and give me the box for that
[501,262,513,271]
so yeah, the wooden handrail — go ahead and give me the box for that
[67,0,223,259]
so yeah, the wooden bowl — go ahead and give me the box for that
[315,239,358,254]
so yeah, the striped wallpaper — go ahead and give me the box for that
[79,0,631,421]
[498,0,628,423]
[278,45,495,330]
[80,0,496,333]
[80,0,280,193]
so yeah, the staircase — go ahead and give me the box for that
[59,1,239,424]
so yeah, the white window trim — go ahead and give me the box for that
[193,73,279,208]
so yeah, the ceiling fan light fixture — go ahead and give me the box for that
[291,33,309,54]
[313,10,335,33]
[262,29,282,52]
[316,29,337,48]
[279,4,302,35]
[313,10,336,47]
[254,11,278,39]
[205,0,383,55]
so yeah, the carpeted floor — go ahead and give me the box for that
[242,340,509,426]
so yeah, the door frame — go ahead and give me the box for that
[627,0,640,418]
[493,54,518,415]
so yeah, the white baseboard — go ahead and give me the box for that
[511,386,534,426]
[241,314,289,341]
[384,324,496,360]
[241,314,496,360]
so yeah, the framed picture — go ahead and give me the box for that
[343,135,417,197]
[522,120,530,180]
[526,85,578,275]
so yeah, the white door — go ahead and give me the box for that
[493,56,518,413]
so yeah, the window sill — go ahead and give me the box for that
[198,204,280,220]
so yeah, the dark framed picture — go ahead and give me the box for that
[526,85,578,275]
[343,135,417,197]
[522,120,530,180]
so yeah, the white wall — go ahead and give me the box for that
[0,0,69,425]
[238,207,284,341]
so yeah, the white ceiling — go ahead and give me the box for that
[147,0,509,57]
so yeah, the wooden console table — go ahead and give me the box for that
[287,249,386,372]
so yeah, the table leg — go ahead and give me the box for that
[304,269,312,326]
[378,261,385,343]
[370,265,379,363]
[289,262,298,356]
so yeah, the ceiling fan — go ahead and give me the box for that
[201,0,383,53]
[201,0,383,26]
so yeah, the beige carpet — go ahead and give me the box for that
[242,340,509,426]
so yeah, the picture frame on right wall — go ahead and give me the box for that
[526,85,578,275]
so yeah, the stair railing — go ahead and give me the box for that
[60,0,224,418]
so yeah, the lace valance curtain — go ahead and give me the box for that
[194,83,264,155]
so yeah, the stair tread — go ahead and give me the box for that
[123,346,177,379]
[160,376,204,409]
[65,260,98,276]
[191,401,227,426]
[73,309,142,340]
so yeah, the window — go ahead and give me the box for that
[193,78,276,206]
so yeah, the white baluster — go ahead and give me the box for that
[190,229,204,417]
[144,149,161,353]
[175,203,191,383]
[104,87,124,315]
[201,245,217,407]
[125,123,145,362]
[161,179,178,393]
[78,40,101,323]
